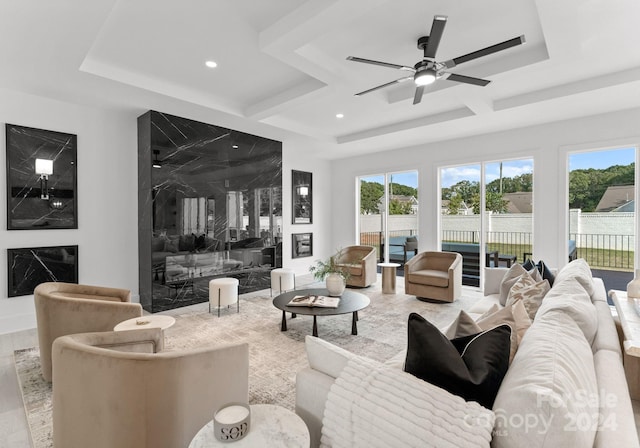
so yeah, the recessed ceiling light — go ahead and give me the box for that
[205,60,218,68]
[336,113,344,119]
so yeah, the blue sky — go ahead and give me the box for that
[362,147,635,189]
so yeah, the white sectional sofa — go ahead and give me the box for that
[295,259,639,447]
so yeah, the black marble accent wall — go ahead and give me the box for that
[138,111,282,313]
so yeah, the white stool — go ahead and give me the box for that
[271,268,295,297]
[209,278,239,317]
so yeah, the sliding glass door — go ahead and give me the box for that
[358,171,418,264]
[441,158,533,287]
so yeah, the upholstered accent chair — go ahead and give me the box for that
[34,282,142,382]
[334,245,377,288]
[52,329,249,448]
[404,251,463,302]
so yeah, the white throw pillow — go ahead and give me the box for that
[499,264,527,305]
[476,300,532,363]
[505,272,550,320]
[441,310,482,339]
[554,258,595,298]
[537,277,598,344]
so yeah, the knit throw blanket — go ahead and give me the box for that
[320,356,495,448]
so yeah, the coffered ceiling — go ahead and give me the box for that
[1,0,640,159]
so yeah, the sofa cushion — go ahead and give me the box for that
[408,269,449,287]
[305,335,357,379]
[537,277,598,345]
[178,234,195,252]
[404,313,511,408]
[554,258,595,298]
[151,237,166,252]
[505,273,550,320]
[492,310,598,448]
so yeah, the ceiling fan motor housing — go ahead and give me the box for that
[417,36,431,52]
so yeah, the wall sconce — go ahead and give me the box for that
[35,158,53,200]
[297,186,309,197]
[152,150,162,169]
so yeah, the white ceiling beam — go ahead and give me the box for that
[337,107,475,143]
[495,65,640,111]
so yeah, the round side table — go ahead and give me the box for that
[113,315,176,332]
[189,404,309,447]
[378,262,401,294]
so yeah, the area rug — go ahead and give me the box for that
[14,282,483,448]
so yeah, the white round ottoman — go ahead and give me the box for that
[209,278,239,317]
[270,268,296,296]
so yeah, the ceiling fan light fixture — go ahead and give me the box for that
[414,68,436,86]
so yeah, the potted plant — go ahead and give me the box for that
[309,249,351,296]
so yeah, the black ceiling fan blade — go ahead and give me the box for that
[424,15,447,59]
[443,35,526,68]
[346,56,415,72]
[413,85,425,105]
[446,73,491,86]
[355,76,413,96]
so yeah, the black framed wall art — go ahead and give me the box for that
[292,233,312,258]
[5,124,78,230]
[292,170,312,224]
[7,245,79,297]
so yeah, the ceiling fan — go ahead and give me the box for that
[346,15,525,104]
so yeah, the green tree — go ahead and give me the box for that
[447,194,464,215]
[360,180,384,214]
[389,199,413,215]
[569,163,634,211]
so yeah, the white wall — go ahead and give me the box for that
[330,107,640,273]
[282,146,331,275]
[0,88,139,334]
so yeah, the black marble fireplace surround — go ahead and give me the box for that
[138,111,282,313]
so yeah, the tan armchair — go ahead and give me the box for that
[404,251,462,302]
[334,245,377,287]
[52,329,249,448]
[34,282,142,382]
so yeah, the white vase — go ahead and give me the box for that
[627,269,640,298]
[325,273,346,297]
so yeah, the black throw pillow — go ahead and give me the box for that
[536,260,555,286]
[522,258,536,271]
[404,313,511,409]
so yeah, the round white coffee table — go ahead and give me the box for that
[114,315,176,332]
[189,404,309,447]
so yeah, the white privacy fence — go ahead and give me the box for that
[360,211,635,250]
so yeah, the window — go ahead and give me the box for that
[568,147,635,290]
